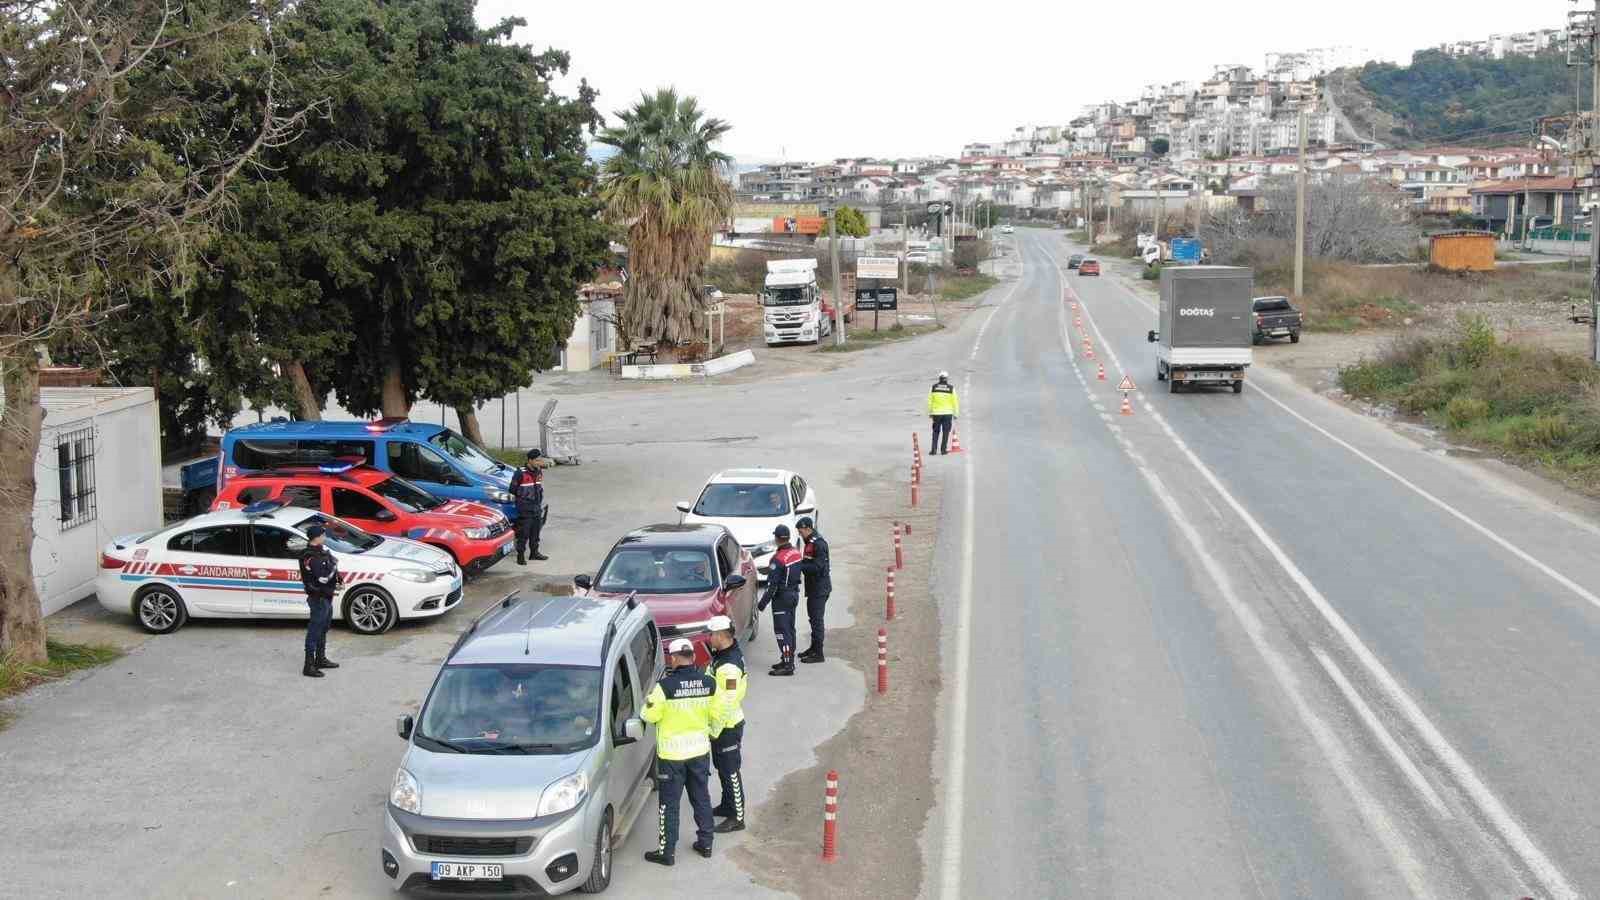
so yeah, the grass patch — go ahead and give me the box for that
[1339,317,1600,491]
[490,447,525,467]
[820,322,944,352]
[939,273,998,303]
[0,639,123,728]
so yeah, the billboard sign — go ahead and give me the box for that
[857,257,899,280]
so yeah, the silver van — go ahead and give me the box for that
[381,592,662,895]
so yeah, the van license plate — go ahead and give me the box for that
[432,863,502,881]
[1190,371,1226,381]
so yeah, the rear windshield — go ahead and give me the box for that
[417,664,601,755]
[370,476,445,512]
[693,483,789,517]
[1253,297,1291,312]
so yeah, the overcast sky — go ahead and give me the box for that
[476,1,1561,162]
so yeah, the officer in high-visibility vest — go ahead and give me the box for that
[642,638,722,866]
[927,370,959,454]
[704,615,748,832]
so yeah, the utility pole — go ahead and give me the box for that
[1086,180,1095,244]
[1294,107,1308,297]
[828,207,845,347]
[1591,0,1600,362]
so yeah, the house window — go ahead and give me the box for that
[57,426,97,530]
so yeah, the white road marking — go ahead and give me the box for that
[1313,647,1452,818]
[1057,244,1577,900]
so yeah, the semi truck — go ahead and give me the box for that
[1146,265,1253,393]
[762,258,832,345]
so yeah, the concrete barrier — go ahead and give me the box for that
[620,348,756,381]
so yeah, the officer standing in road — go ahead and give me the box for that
[756,525,803,676]
[297,525,339,678]
[927,370,959,455]
[509,449,547,564]
[795,517,831,664]
[704,615,748,832]
[642,638,722,866]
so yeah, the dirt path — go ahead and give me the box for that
[733,463,942,899]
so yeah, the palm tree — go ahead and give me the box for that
[595,88,733,346]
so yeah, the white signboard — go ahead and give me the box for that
[857,257,899,280]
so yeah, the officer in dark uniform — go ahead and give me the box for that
[297,524,339,678]
[705,615,748,832]
[508,449,547,564]
[642,638,722,866]
[757,525,803,677]
[795,516,831,663]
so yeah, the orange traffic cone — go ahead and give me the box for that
[1120,394,1134,416]
[949,427,965,453]
[1097,362,1107,381]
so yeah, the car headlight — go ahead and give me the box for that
[391,568,439,583]
[391,768,421,814]
[536,771,587,817]
[489,490,514,504]
[463,527,490,540]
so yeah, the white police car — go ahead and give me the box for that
[97,501,463,635]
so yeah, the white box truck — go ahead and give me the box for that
[762,258,832,346]
[1146,265,1253,393]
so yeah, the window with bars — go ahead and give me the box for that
[57,426,97,530]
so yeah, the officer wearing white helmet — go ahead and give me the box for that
[704,614,748,831]
[927,370,959,454]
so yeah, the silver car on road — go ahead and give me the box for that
[382,592,663,895]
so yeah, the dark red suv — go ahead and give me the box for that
[212,463,515,574]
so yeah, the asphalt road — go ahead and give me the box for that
[922,229,1600,898]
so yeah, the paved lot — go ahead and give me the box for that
[0,314,978,897]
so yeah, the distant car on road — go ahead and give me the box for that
[1252,295,1303,344]
[212,463,515,575]
[574,523,759,666]
[1078,259,1101,276]
[1001,224,1014,234]
[1068,254,1085,269]
[676,468,819,582]
[97,501,461,635]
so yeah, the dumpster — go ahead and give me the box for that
[547,415,580,464]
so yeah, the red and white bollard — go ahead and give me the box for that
[822,770,839,862]
[886,567,896,620]
[877,629,888,694]
[911,478,920,508]
[1097,362,1107,381]
[893,523,904,570]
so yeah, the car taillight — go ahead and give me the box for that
[100,552,127,570]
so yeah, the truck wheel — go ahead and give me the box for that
[1168,377,1181,394]
[1290,332,1300,344]
[1156,362,1166,382]
[1233,380,1244,394]
[1251,333,1262,346]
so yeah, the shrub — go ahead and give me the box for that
[1444,395,1489,428]
[1141,265,1161,281]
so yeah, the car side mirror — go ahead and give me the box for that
[286,537,308,553]
[1147,330,1159,343]
[375,509,397,522]
[617,716,645,746]
[796,505,815,516]
[675,501,691,515]
[573,574,593,591]
[396,714,414,740]
[722,574,747,591]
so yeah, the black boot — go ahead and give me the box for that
[314,643,339,669]
[644,850,674,866]
[302,652,323,678]
[531,550,548,561]
[799,645,824,663]
[714,818,745,833]
[516,551,525,566]
[769,651,795,676]
[692,841,712,858]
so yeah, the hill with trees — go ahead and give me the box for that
[1340,49,1590,147]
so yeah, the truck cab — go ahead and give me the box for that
[762,258,832,346]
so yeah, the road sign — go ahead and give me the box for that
[857,257,899,280]
[1117,374,1136,392]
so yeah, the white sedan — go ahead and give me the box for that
[676,468,820,581]
[97,501,463,635]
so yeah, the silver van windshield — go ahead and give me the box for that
[416,664,601,755]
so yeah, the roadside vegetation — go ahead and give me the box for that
[1340,317,1600,491]
[819,322,943,352]
[939,273,999,302]
[0,640,123,731]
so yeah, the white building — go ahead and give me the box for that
[29,386,162,616]
[556,285,621,372]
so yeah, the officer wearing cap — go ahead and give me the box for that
[509,449,548,564]
[795,517,831,663]
[642,638,722,866]
[704,615,748,831]
[928,370,959,455]
[297,524,339,678]
[757,524,803,676]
